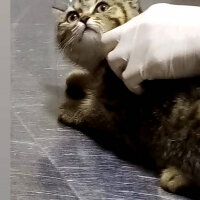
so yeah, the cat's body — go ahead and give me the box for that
[53,0,200,194]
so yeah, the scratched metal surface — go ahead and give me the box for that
[11,0,198,199]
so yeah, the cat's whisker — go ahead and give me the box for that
[93,22,104,32]
[72,28,83,39]
[71,26,79,33]
[66,37,75,46]
[65,31,81,47]
[60,37,73,53]
[93,20,101,24]
[72,29,80,37]
[62,29,79,46]
[72,26,78,31]
[59,36,71,48]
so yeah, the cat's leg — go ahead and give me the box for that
[160,167,191,193]
[58,91,101,127]
[58,94,93,127]
[58,92,117,132]
[66,69,90,99]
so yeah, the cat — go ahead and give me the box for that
[52,0,200,195]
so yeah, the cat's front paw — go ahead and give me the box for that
[58,103,84,126]
[160,167,190,193]
[58,106,71,125]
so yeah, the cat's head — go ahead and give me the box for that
[53,0,140,70]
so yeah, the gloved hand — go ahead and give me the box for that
[102,3,200,94]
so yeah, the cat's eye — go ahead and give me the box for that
[95,2,109,13]
[66,11,79,23]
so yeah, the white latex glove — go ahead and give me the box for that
[102,3,200,94]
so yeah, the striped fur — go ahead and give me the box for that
[72,0,140,28]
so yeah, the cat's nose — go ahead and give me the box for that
[80,16,90,24]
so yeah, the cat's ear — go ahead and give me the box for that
[52,7,66,23]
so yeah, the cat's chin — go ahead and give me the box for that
[80,28,101,43]
[82,27,99,36]
[66,30,104,71]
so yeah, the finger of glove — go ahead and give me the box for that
[101,25,123,55]
[107,52,127,78]
[122,54,144,93]
[107,43,129,78]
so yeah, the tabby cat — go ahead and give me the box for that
[53,0,200,194]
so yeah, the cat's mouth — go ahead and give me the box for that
[77,23,101,42]
[79,23,100,36]
[83,25,99,35]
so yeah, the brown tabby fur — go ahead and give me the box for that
[53,0,200,195]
